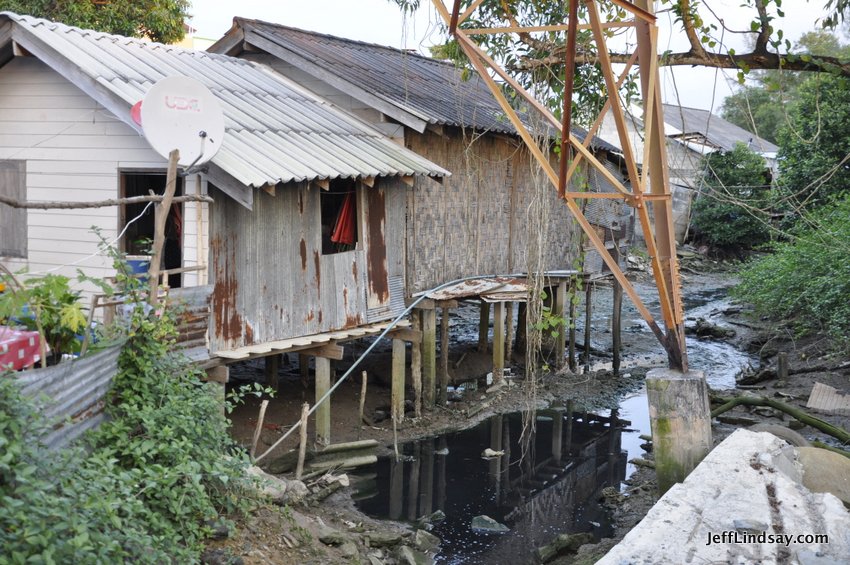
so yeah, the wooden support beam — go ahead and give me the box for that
[411,311,423,418]
[392,338,406,424]
[439,307,450,405]
[300,343,344,361]
[387,328,422,343]
[555,280,568,369]
[205,365,229,384]
[264,354,280,390]
[478,301,490,353]
[148,149,179,307]
[568,278,577,372]
[516,302,527,355]
[299,353,310,388]
[612,249,623,375]
[422,308,437,410]
[315,356,331,447]
[584,282,593,371]
[408,297,460,310]
[493,301,505,385]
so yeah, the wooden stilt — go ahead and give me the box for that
[148,149,179,307]
[250,399,269,459]
[411,310,423,418]
[407,441,421,520]
[568,277,577,372]
[295,402,309,480]
[478,301,490,353]
[555,280,568,368]
[422,308,437,410]
[505,302,515,365]
[264,354,280,390]
[389,457,403,520]
[516,302,527,354]
[552,410,563,462]
[493,301,505,385]
[315,356,331,447]
[646,369,712,494]
[299,353,309,388]
[436,437,447,511]
[392,338,406,423]
[612,247,623,375]
[358,371,367,438]
[439,307,450,405]
[584,280,593,371]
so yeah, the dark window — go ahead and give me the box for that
[119,172,184,288]
[0,160,26,258]
[320,179,358,255]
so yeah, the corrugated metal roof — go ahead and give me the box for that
[661,104,778,155]
[0,12,448,188]
[218,18,618,153]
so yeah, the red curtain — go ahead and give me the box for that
[331,192,356,246]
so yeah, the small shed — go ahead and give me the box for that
[0,13,447,358]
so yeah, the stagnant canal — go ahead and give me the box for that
[351,274,755,564]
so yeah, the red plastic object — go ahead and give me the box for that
[0,326,42,371]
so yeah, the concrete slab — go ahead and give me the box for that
[599,429,850,564]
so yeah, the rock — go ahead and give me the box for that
[732,518,769,534]
[282,479,309,505]
[796,447,850,506]
[600,486,625,506]
[319,529,353,547]
[204,519,231,540]
[749,423,809,447]
[396,545,433,565]
[200,549,243,565]
[471,515,509,533]
[535,532,595,563]
[481,448,504,458]
[417,509,446,527]
[689,318,735,339]
[368,556,385,565]
[340,541,359,558]
[365,531,403,547]
[413,529,441,553]
[321,473,350,488]
[245,466,288,503]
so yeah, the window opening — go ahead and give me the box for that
[321,178,358,255]
[120,172,184,288]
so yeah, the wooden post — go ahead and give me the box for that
[392,338,406,423]
[583,280,593,371]
[439,307,450,405]
[250,399,269,459]
[315,356,331,447]
[148,149,179,307]
[358,371,368,437]
[646,368,712,494]
[389,457,404,520]
[478,301,490,353]
[555,280,568,368]
[411,311,423,418]
[419,438,434,516]
[505,302,515,366]
[778,352,789,380]
[264,354,280,390]
[299,353,309,388]
[407,441,421,520]
[295,402,309,480]
[516,302,527,354]
[422,308,437,410]
[552,410,563,462]
[568,277,577,372]
[612,247,623,375]
[493,301,505,385]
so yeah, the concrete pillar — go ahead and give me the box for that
[392,338,405,423]
[315,356,331,447]
[411,310,423,418]
[647,368,712,494]
[421,308,437,410]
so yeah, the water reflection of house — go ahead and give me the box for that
[353,408,628,563]
[598,104,778,242]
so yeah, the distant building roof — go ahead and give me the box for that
[209,18,618,153]
[0,12,448,202]
[661,104,778,155]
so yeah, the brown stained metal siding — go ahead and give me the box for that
[211,234,245,346]
[300,238,307,270]
[366,186,389,306]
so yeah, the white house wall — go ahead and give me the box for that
[0,56,208,305]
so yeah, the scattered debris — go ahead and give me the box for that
[481,448,504,458]
[807,382,850,415]
[534,532,595,563]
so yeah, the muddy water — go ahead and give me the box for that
[351,273,757,564]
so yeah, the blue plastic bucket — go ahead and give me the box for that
[125,255,151,284]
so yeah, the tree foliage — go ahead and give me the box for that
[690,142,772,249]
[733,194,850,343]
[0,0,190,43]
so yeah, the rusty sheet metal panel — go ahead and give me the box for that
[320,250,367,330]
[365,185,390,309]
[169,285,212,350]
[15,343,123,450]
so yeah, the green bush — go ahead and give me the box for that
[733,194,850,343]
[0,304,254,563]
[690,143,773,250]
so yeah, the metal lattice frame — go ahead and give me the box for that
[434,0,688,371]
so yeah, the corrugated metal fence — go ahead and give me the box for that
[15,343,123,450]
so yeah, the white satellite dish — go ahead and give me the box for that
[138,76,225,168]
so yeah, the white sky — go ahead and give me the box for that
[188,0,831,114]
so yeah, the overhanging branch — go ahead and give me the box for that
[0,194,214,210]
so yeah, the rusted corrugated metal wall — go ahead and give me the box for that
[209,180,408,352]
[405,128,580,294]
[15,343,123,450]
